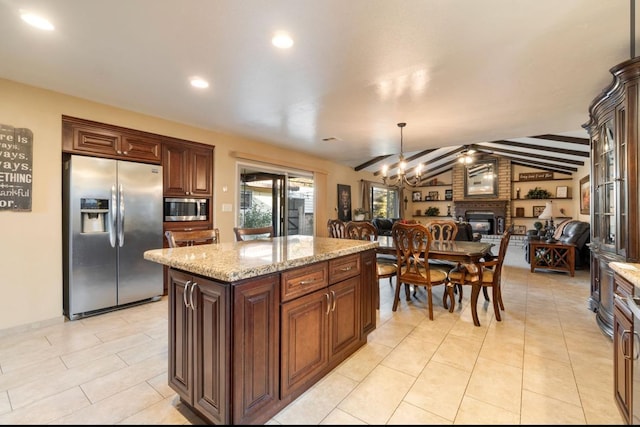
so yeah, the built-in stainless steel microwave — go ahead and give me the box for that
[164,197,208,221]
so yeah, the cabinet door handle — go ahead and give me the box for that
[331,290,336,312]
[325,293,330,315]
[340,266,353,272]
[299,279,316,285]
[183,280,192,308]
[190,282,197,310]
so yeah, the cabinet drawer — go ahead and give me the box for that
[615,273,634,299]
[328,253,360,284]
[281,262,328,302]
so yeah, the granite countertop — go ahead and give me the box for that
[610,262,640,288]
[144,235,377,282]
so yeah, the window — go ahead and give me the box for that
[371,185,399,218]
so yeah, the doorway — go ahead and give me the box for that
[238,164,315,236]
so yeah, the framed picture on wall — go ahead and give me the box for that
[580,175,590,214]
[533,205,545,217]
[556,186,568,198]
[337,184,352,221]
[514,225,527,235]
[412,190,422,202]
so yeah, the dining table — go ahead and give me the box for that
[376,235,494,326]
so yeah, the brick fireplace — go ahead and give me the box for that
[450,157,512,235]
[453,200,508,235]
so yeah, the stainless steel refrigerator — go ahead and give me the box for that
[63,154,163,320]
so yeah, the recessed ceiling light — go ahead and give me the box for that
[190,77,209,89]
[20,10,54,31]
[272,32,293,49]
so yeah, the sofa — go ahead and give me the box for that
[372,218,480,242]
[524,220,590,268]
[372,217,400,236]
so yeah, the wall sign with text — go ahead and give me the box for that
[518,171,553,181]
[0,124,33,211]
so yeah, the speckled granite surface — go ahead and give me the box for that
[610,262,640,288]
[144,235,377,282]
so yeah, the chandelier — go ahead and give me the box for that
[457,146,476,164]
[381,122,422,188]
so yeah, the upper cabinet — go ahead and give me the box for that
[163,140,213,197]
[62,116,161,164]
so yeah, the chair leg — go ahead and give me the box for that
[442,284,455,312]
[456,283,463,303]
[482,286,490,302]
[491,285,502,321]
[426,286,434,320]
[405,283,411,301]
[392,280,402,311]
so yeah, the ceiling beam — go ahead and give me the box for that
[486,140,589,157]
[529,134,590,145]
[478,145,585,166]
[372,149,437,176]
[511,160,576,174]
[354,155,393,171]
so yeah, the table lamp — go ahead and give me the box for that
[537,201,561,243]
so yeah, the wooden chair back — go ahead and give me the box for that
[165,228,220,248]
[425,219,458,242]
[390,222,452,319]
[327,219,346,238]
[233,225,274,241]
[345,221,377,241]
[447,226,513,320]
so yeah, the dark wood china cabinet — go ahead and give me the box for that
[584,57,640,424]
[583,57,639,338]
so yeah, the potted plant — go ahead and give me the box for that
[353,207,367,221]
[533,221,544,236]
[525,186,552,199]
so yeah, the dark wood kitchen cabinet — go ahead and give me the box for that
[280,256,361,398]
[614,272,635,424]
[62,115,161,164]
[165,248,375,424]
[168,268,280,425]
[168,269,230,425]
[162,140,213,197]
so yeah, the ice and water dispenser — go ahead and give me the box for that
[80,198,108,233]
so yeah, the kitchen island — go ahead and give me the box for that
[144,235,378,425]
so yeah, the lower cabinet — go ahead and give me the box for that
[613,272,635,425]
[167,249,376,425]
[280,275,360,398]
[168,269,230,425]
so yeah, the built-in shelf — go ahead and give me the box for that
[511,178,573,182]
[418,183,452,187]
[413,200,453,203]
[511,197,573,201]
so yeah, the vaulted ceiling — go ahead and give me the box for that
[0,0,630,176]
[355,132,590,183]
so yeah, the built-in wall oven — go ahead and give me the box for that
[164,197,209,222]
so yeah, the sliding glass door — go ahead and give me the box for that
[238,163,314,236]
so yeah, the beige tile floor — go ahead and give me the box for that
[0,246,626,425]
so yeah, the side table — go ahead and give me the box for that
[529,241,576,277]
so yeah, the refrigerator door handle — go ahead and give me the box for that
[109,185,117,247]
[118,184,125,247]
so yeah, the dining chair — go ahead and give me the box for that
[344,220,401,308]
[422,219,459,297]
[233,225,274,241]
[447,226,513,321]
[165,228,220,248]
[327,218,346,238]
[391,221,454,320]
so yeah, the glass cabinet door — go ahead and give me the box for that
[616,105,627,257]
